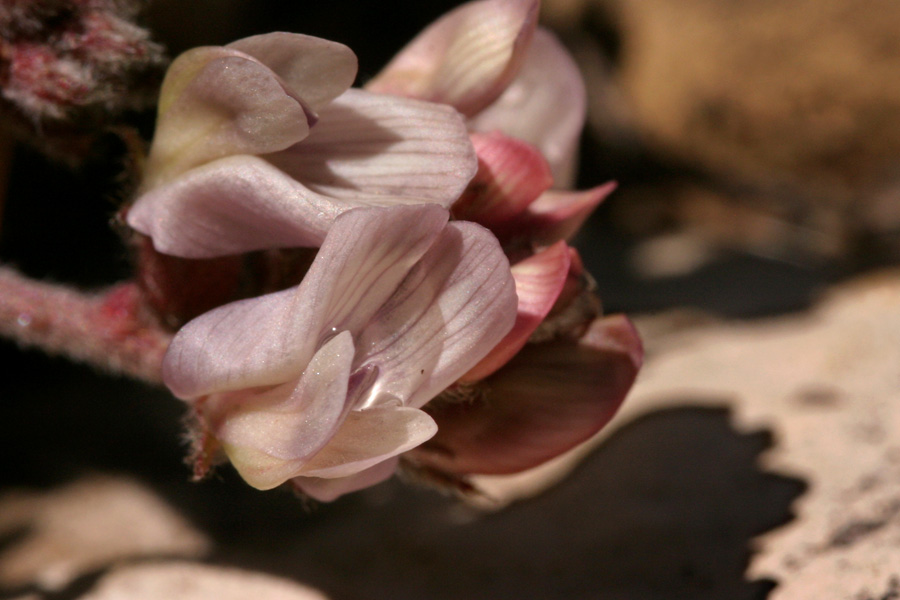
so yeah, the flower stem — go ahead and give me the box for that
[0,266,170,383]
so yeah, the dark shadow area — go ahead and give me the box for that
[581,227,832,318]
[0,347,807,600]
[0,144,132,287]
[142,0,466,83]
[199,405,805,600]
[572,109,840,319]
[0,349,185,487]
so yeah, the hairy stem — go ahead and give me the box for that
[0,266,170,383]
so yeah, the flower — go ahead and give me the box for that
[363,0,643,483]
[127,32,477,259]
[129,9,642,500]
[162,204,517,501]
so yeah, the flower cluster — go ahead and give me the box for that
[127,0,642,501]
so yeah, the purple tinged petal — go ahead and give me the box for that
[469,28,587,187]
[227,32,358,112]
[292,457,400,502]
[162,286,302,398]
[366,0,539,117]
[129,153,466,259]
[298,406,438,479]
[266,89,477,205]
[355,221,518,409]
[288,204,450,340]
[215,331,355,490]
[162,205,450,398]
[415,314,643,475]
[128,156,334,258]
[144,50,312,187]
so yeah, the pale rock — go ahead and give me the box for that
[0,475,209,590]
[475,270,900,597]
[79,563,330,600]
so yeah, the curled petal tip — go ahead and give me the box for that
[297,406,438,479]
[145,51,313,186]
[367,0,539,116]
[227,32,358,112]
[291,457,400,502]
[521,181,617,244]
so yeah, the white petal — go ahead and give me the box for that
[162,205,450,398]
[144,50,311,188]
[267,89,476,205]
[367,0,539,117]
[298,406,437,478]
[355,221,518,409]
[216,332,355,490]
[291,457,399,502]
[469,28,587,187]
[228,33,357,112]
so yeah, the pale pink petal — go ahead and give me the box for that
[162,205,450,398]
[129,153,461,259]
[290,204,449,340]
[519,182,617,244]
[291,457,399,502]
[469,28,587,187]
[354,221,517,409]
[163,286,301,398]
[266,89,477,205]
[129,156,335,258]
[366,0,539,116]
[452,131,552,231]
[298,406,437,478]
[414,314,642,475]
[144,50,311,187]
[462,241,571,382]
[228,33,357,112]
[214,332,355,490]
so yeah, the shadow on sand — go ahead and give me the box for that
[0,353,806,600]
[206,404,807,600]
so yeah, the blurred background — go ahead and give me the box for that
[2,1,899,598]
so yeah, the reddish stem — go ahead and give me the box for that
[0,266,170,383]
